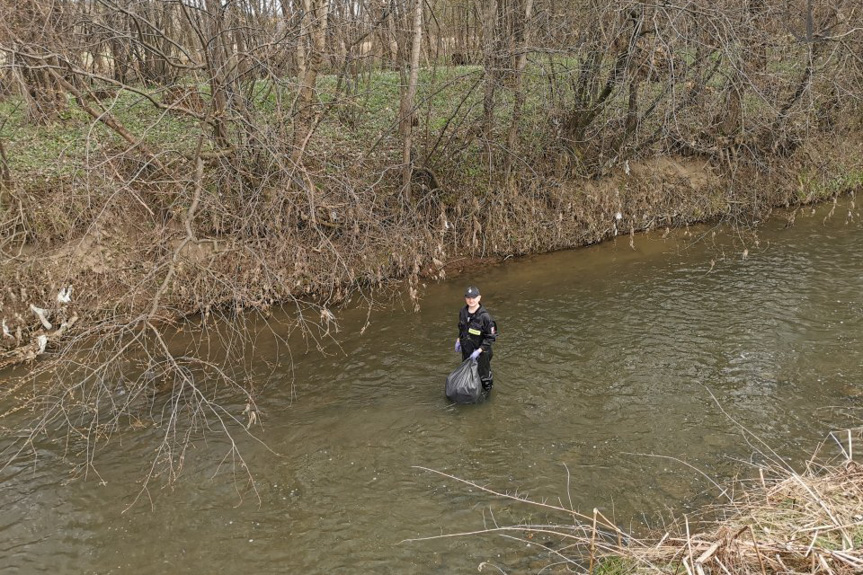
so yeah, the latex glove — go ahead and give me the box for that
[454,339,461,353]
[469,349,481,361]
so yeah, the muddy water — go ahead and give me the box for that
[3,200,863,574]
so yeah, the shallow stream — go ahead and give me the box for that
[3,200,863,574]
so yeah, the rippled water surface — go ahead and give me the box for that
[3,201,863,574]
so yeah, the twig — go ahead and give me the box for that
[625,452,731,502]
[747,525,767,575]
[685,515,694,574]
[695,541,720,564]
[817,553,835,575]
[790,474,853,549]
[411,466,625,534]
[589,508,598,574]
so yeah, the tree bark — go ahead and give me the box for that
[481,0,499,139]
[505,0,534,179]
[399,0,423,188]
[202,0,232,148]
[292,0,330,164]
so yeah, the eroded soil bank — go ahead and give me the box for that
[1,133,862,368]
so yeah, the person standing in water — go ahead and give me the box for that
[455,286,497,394]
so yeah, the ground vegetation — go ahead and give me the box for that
[411,427,863,574]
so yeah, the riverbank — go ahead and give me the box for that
[3,162,863,572]
[620,456,863,574]
[2,130,861,369]
[2,0,861,377]
[415,434,863,574]
[584,451,863,574]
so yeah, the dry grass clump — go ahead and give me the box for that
[412,433,863,574]
[627,460,863,575]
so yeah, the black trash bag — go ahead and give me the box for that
[445,358,484,404]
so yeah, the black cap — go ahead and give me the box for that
[464,286,480,298]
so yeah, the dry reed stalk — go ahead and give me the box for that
[411,446,863,574]
[624,461,863,574]
[747,525,767,575]
[589,507,598,574]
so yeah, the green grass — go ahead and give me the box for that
[0,89,201,180]
[796,166,863,202]
[0,49,853,192]
[593,556,636,575]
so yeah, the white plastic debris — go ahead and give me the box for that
[320,308,335,324]
[36,334,48,354]
[57,286,72,304]
[30,304,53,330]
[1,319,11,338]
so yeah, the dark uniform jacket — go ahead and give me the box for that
[458,304,497,354]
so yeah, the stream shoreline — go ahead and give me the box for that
[2,134,863,369]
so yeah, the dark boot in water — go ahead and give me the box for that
[481,378,493,397]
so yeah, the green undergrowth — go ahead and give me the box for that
[0,44,857,203]
[0,90,199,180]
